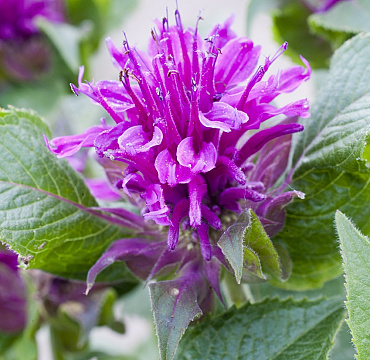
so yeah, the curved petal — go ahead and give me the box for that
[201,102,249,131]
[155,149,193,186]
[118,125,163,155]
[215,38,260,92]
[177,137,217,174]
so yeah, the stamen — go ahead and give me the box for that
[264,41,288,71]
[174,0,183,31]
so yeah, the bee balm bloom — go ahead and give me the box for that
[46,10,310,310]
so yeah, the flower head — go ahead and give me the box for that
[0,0,65,81]
[46,10,310,309]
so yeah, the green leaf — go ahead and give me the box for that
[335,210,370,359]
[37,19,87,75]
[149,278,202,360]
[275,33,370,290]
[0,107,135,281]
[176,297,346,360]
[218,209,281,284]
[309,0,370,35]
[272,1,333,68]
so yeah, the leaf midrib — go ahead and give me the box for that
[0,180,123,227]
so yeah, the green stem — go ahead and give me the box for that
[224,271,249,307]
[49,325,65,360]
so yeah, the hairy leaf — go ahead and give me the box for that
[0,107,134,281]
[176,297,345,360]
[218,209,281,284]
[149,275,202,360]
[336,210,370,359]
[275,33,370,289]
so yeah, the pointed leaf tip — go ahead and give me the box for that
[335,211,370,359]
[149,274,203,360]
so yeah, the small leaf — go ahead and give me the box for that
[176,297,346,360]
[0,107,134,281]
[244,210,281,280]
[335,210,370,359]
[218,212,246,283]
[218,209,281,284]
[149,273,203,360]
[276,33,370,290]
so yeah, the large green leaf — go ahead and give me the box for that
[0,107,135,281]
[175,297,346,360]
[336,210,370,359]
[274,33,370,289]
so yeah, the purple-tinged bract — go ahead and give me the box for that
[0,249,27,333]
[46,10,310,312]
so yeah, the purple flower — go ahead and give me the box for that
[46,11,310,311]
[0,0,65,81]
[0,249,27,333]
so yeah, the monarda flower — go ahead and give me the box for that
[45,8,310,335]
[0,0,65,81]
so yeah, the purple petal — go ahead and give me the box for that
[167,199,190,250]
[236,123,304,166]
[86,238,163,293]
[251,133,292,189]
[85,178,122,202]
[188,175,207,228]
[206,155,246,193]
[177,137,217,174]
[118,125,163,155]
[197,222,212,261]
[200,102,249,132]
[45,121,110,158]
[94,122,131,157]
[147,247,184,282]
[71,67,135,124]
[200,205,222,230]
[257,191,305,237]
[215,38,260,92]
[207,15,237,49]
[155,149,192,186]
[220,187,266,212]
[141,184,171,226]
[93,207,146,230]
